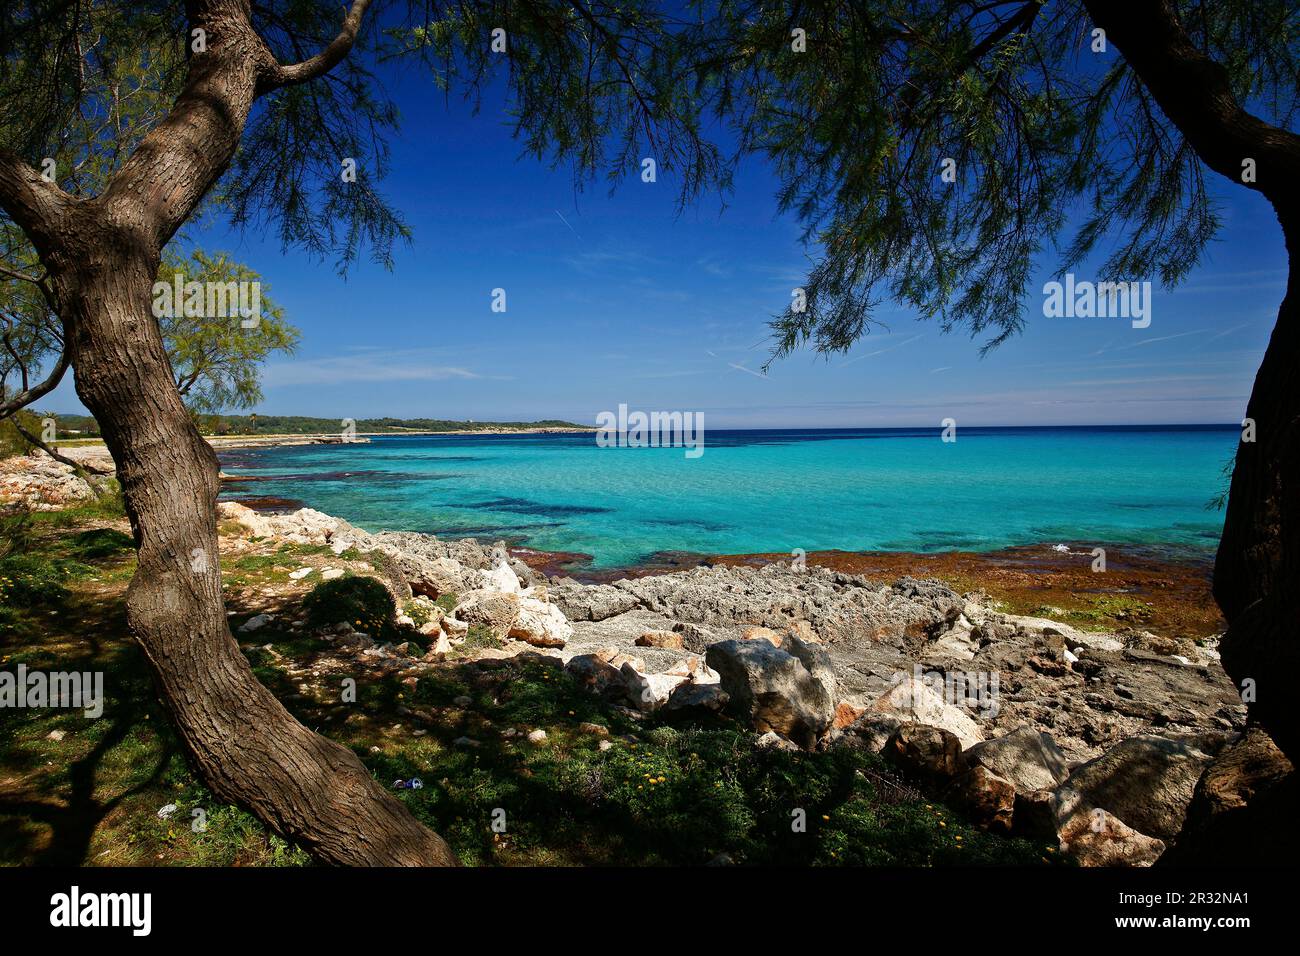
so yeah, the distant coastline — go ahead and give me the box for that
[52,423,597,468]
[43,411,594,441]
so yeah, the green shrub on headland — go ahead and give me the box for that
[301,575,395,634]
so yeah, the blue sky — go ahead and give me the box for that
[46,52,1291,428]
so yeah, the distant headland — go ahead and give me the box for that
[44,412,595,440]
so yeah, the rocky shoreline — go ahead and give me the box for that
[4,451,1288,865]
[215,498,1286,866]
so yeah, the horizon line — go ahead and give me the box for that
[40,410,1244,431]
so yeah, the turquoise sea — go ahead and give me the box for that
[217,426,1235,569]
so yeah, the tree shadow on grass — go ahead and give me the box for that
[0,630,177,865]
[0,701,177,864]
[339,655,972,867]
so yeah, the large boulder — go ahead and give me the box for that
[1163,728,1298,865]
[963,726,1070,794]
[565,652,627,696]
[1187,727,1292,825]
[1051,732,1227,842]
[379,547,477,599]
[481,561,522,594]
[620,663,689,712]
[663,682,730,718]
[867,674,985,749]
[944,765,1016,833]
[416,555,479,597]
[452,590,521,638]
[883,723,966,786]
[1057,808,1165,867]
[509,597,572,648]
[836,713,904,754]
[705,635,837,749]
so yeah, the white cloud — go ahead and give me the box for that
[263,349,500,387]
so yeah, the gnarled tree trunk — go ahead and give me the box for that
[1213,214,1300,759]
[64,253,454,865]
[1,0,455,865]
[1085,0,1300,763]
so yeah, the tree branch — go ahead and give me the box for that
[12,417,112,477]
[258,0,374,92]
[0,260,43,285]
[1082,0,1300,215]
[0,149,77,257]
[965,1,1042,64]
[0,346,70,420]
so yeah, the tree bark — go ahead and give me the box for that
[1213,214,1300,758]
[64,257,455,865]
[0,0,456,864]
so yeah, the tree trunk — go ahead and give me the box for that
[1213,211,1300,759]
[62,252,457,866]
[1082,0,1300,764]
[0,0,458,865]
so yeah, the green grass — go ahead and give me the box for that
[0,633,310,866]
[230,553,302,572]
[353,657,1057,866]
[451,624,503,659]
[1043,595,1155,631]
[0,553,98,608]
[278,542,339,558]
[65,528,135,560]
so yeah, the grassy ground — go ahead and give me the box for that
[1,498,1061,867]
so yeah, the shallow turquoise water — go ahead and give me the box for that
[217,426,1234,568]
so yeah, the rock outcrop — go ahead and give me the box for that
[867,674,985,749]
[963,726,1071,794]
[0,453,106,511]
[706,634,837,749]
[1162,727,1298,865]
[1049,732,1227,842]
[552,565,962,650]
[179,500,1263,864]
[945,765,1017,833]
[883,724,967,785]
[1057,808,1166,867]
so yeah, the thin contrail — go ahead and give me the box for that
[839,332,925,367]
[554,209,581,241]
